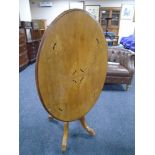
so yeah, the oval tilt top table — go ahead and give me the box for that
[35,9,108,151]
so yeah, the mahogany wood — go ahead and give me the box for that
[26,30,44,63]
[19,28,29,70]
[31,30,45,40]
[27,40,41,63]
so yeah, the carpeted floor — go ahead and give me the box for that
[19,64,135,155]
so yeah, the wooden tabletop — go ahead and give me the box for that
[35,9,108,121]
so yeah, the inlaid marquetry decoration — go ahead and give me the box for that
[35,9,107,151]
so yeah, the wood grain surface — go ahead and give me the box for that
[36,9,107,121]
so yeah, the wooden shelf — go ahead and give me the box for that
[99,7,121,36]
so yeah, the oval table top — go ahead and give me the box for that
[35,9,107,121]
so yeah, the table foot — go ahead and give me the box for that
[79,116,96,136]
[61,122,69,152]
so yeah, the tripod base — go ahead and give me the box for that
[48,115,95,152]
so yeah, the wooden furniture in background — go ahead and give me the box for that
[19,28,29,71]
[99,7,121,45]
[31,29,45,40]
[21,21,33,41]
[32,19,47,30]
[27,39,41,63]
[26,19,46,62]
[21,21,32,29]
[36,9,107,152]
[31,19,46,40]
[20,20,46,65]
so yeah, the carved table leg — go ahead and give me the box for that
[61,122,69,152]
[79,116,96,136]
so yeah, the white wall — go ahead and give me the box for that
[30,0,69,25]
[19,0,31,21]
[29,0,135,41]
